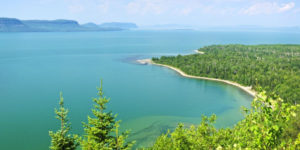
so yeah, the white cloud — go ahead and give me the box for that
[279,2,295,12]
[243,2,295,15]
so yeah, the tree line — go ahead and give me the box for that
[153,44,300,104]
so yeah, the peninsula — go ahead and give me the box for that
[137,58,256,97]
[138,44,300,104]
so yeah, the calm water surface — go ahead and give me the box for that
[0,31,299,149]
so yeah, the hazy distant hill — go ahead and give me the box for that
[196,25,300,32]
[22,19,81,31]
[0,18,29,31]
[0,18,138,32]
[138,24,300,32]
[99,22,138,29]
[81,22,132,31]
[81,22,99,28]
[140,24,194,30]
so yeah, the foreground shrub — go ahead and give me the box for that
[150,92,299,150]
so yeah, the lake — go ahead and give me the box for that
[0,30,299,149]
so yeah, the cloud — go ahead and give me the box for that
[243,2,295,15]
[279,2,295,12]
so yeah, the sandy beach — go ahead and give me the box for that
[194,50,205,54]
[137,58,256,97]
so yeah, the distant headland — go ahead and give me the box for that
[0,17,138,32]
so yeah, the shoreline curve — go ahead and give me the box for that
[137,58,256,97]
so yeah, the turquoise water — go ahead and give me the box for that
[0,31,299,149]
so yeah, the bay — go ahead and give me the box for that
[0,30,299,149]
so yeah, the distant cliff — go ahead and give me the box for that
[0,18,138,32]
[0,18,29,31]
[22,20,80,31]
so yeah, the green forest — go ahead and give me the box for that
[49,45,300,149]
[153,44,300,104]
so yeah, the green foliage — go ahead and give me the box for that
[149,92,300,149]
[153,44,300,104]
[81,81,135,150]
[49,90,299,149]
[284,106,300,140]
[49,92,79,150]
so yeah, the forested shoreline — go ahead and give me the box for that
[49,45,300,149]
[153,44,300,104]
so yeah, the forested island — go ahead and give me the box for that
[49,45,300,149]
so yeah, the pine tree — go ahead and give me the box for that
[49,92,78,150]
[81,81,135,150]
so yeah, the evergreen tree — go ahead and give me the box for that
[81,81,135,150]
[49,92,78,150]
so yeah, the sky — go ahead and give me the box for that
[0,0,299,27]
